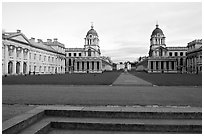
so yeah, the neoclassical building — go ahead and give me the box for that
[65,25,113,73]
[186,39,202,74]
[2,30,66,76]
[147,24,188,73]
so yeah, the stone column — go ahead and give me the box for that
[84,61,87,71]
[158,61,161,71]
[99,60,102,71]
[169,61,172,70]
[27,50,30,74]
[4,45,9,74]
[164,61,166,71]
[94,61,97,71]
[153,61,156,71]
[74,61,77,72]
[20,61,23,74]
[79,61,82,71]
[174,61,177,71]
[148,61,151,71]
[89,61,92,72]
[13,47,17,74]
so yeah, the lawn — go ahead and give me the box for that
[129,71,202,86]
[2,71,121,85]
[3,85,201,107]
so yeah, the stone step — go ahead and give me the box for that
[3,106,202,134]
[44,108,201,119]
[19,116,201,134]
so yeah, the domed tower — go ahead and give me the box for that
[149,23,166,57]
[84,23,101,56]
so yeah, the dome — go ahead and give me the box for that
[86,25,98,37]
[151,24,164,36]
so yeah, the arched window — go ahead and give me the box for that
[8,61,13,74]
[159,48,162,56]
[88,49,91,56]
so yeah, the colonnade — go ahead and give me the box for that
[4,45,29,75]
[148,60,177,72]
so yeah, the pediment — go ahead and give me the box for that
[9,34,30,45]
[154,46,167,51]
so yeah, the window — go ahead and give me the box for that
[69,53,71,57]
[52,57,54,62]
[39,55,41,60]
[79,53,81,57]
[180,52,183,56]
[34,54,36,60]
[175,52,178,56]
[23,52,27,58]
[29,53,31,59]
[169,52,172,56]
[34,66,36,72]
[9,49,13,56]
[44,56,46,61]
[74,53,77,57]
[88,49,91,56]
[17,50,21,57]
[48,56,50,62]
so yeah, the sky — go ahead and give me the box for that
[2,2,202,63]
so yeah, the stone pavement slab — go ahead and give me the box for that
[36,105,202,113]
[112,72,153,86]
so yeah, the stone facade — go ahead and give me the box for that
[2,30,66,76]
[186,39,202,74]
[65,25,113,73]
[147,24,188,73]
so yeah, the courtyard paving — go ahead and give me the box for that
[112,72,152,86]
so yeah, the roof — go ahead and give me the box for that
[2,31,65,55]
[44,41,65,48]
[86,25,98,37]
[29,39,57,53]
[151,24,164,36]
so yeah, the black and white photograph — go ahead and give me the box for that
[2,0,202,134]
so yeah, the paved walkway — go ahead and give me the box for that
[112,72,153,86]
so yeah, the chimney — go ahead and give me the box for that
[30,37,35,42]
[47,39,52,43]
[54,38,58,42]
[17,29,21,33]
[37,39,43,43]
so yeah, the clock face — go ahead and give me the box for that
[89,35,92,38]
